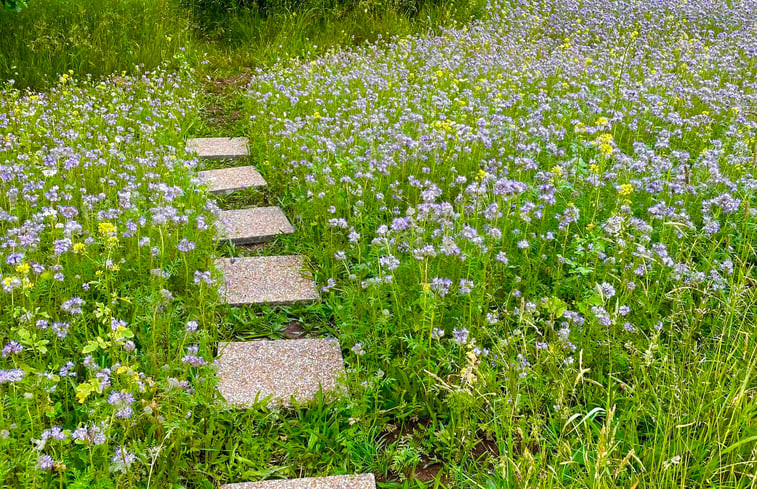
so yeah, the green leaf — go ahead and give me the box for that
[587,293,603,306]
[75,379,101,404]
[2,0,29,12]
[113,327,134,340]
[544,296,568,318]
[81,340,101,354]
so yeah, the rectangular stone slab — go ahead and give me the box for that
[215,255,318,306]
[216,338,346,407]
[186,137,249,159]
[198,165,266,195]
[221,475,376,489]
[219,206,295,245]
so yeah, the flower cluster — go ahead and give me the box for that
[243,0,756,409]
[0,64,218,483]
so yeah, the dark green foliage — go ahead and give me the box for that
[0,0,26,12]
[1,0,28,11]
[186,0,443,16]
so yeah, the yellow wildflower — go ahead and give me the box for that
[596,133,615,157]
[98,222,117,237]
[618,183,634,196]
[597,133,613,144]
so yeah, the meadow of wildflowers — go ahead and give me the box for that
[0,64,225,486]
[240,0,757,485]
[2,0,757,487]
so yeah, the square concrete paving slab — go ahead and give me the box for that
[215,255,318,306]
[219,206,295,245]
[198,165,267,195]
[186,137,249,159]
[216,338,346,407]
[220,475,376,489]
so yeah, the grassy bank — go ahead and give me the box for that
[0,0,194,89]
[191,0,486,72]
[0,0,485,89]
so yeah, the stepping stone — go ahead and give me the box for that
[186,137,249,159]
[198,165,266,195]
[216,338,346,407]
[219,206,294,245]
[215,255,318,306]
[220,474,376,489]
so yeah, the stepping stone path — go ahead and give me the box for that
[216,256,319,306]
[198,165,267,195]
[220,474,376,489]
[216,338,345,407]
[186,136,365,485]
[219,206,295,245]
[187,137,250,159]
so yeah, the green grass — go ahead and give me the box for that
[191,0,486,74]
[0,0,195,89]
[0,0,484,90]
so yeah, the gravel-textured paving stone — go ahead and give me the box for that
[186,137,249,159]
[219,207,295,245]
[216,338,346,407]
[198,165,266,195]
[215,255,318,306]
[220,475,375,489]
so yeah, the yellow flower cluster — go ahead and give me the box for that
[98,222,117,236]
[595,133,615,157]
[98,222,119,246]
[432,119,454,133]
[618,183,634,196]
